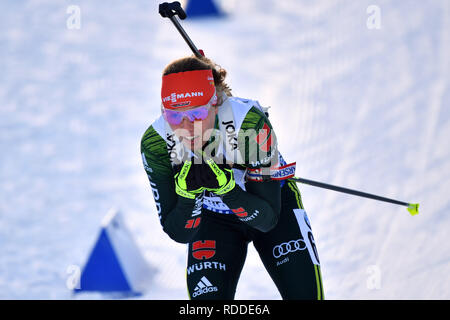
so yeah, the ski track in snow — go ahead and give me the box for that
[0,0,449,299]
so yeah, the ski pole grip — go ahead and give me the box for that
[158,1,203,58]
[159,1,187,20]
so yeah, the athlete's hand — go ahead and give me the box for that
[174,159,204,199]
[174,153,236,198]
[199,154,236,195]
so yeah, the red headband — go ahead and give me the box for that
[161,69,215,109]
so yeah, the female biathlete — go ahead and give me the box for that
[140,55,324,300]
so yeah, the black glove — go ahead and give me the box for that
[174,154,235,197]
[197,154,235,195]
[173,159,204,199]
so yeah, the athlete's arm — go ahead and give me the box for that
[141,126,202,244]
[222,180,281,232]
[222,106,281,232]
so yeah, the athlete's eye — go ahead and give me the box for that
[190,107,210,120]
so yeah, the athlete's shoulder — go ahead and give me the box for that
[141,116,167,154]
[225,97,278,168]
[141,117,173,178]
[241,105,271,132]
[220,96,268,129]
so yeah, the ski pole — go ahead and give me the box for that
[289,176,419,216]
[159,1,203,58]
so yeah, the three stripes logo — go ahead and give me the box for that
[192,276,218,298]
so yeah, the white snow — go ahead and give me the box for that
[1,0,449,300]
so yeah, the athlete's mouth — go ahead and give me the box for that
[184,135,199,141]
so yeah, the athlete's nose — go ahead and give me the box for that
[180,115,193,126]
[178,116,196,135]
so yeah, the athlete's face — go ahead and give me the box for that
[168,105,219,151]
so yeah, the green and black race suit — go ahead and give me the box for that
[141,95,324,299]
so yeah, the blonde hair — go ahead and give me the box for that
[163,55,232,105]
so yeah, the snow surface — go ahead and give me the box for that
[1,0,450,300]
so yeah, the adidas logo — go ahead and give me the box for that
[192,276,218,298]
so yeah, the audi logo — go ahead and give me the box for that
[273,239,307,258]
